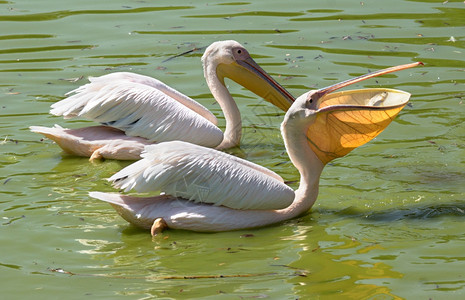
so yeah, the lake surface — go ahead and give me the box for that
[1,0,464,298]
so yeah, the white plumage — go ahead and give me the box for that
[51,75,223,147]
[30,40,294,160]
[29,124,150,160]
[55,72,218,123]
[89,62,420,234]
[109,141,294,210]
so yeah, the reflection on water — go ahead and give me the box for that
[1,0,464,298]
[70,221,408,299]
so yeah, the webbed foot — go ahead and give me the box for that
[151,218,168,236]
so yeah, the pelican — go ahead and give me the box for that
[30,40,294,160]
[89,62,422,235]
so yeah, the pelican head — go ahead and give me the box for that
[283,62,422,167]
[202,40,294,111]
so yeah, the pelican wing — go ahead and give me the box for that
[30,124,150,160]
[51,73,222,147]
[109,141,294,210]
[115,73,218,125]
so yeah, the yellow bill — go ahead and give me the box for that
[216,48,295,111]
[306,62,422,164]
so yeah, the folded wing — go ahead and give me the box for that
[109,141,295,210]
[50,72,222,147]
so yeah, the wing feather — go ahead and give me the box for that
[51,73,223,147]
[108,141,294,210]
[58,72,217,124]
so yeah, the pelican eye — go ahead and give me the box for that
[305,92,321,110]
[306,94,316,106]
[232,47,248,59]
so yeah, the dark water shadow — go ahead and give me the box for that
[316,201,465,222]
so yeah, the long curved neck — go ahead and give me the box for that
[278,118,325,218]
[157,113,327,232]
[180,119,327,232]
[204,64,241,149]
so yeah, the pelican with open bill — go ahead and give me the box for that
[89,62,422,235]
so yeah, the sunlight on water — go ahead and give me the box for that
[1,0,464,298]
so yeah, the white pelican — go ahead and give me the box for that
[89,62,422,235]
[30,40,294,160]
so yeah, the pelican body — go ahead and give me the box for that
[90,62,422,234]
[30,40,294,160]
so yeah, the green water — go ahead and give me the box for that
[1,0,464,298]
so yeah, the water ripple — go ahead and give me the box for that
[0,44,95,55]
[267,44,418,58]
[290,8,465,28]
[0,6,195,22]
[0,34,54,40]
[134,29,298,35]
